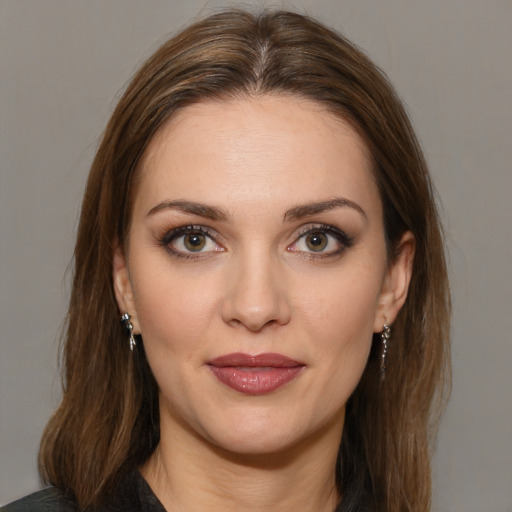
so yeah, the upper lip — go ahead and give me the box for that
[208,352,304,368]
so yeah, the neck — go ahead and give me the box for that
[141,416,342,512]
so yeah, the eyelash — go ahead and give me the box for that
[159,225,221,260]
[158,223,354,260]
[290,223,354,260]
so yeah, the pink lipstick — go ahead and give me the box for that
[207,353,305,395]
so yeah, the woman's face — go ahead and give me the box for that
[114,95,413,456]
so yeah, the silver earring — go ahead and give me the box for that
[380,323,391,380]
[121,313,136,351]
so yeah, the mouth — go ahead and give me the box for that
[207,353,305,395]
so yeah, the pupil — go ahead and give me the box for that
[307,233,327,251]
[185,233,205,251]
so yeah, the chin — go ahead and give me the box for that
[198,405,344,461]
[208,429,309,461]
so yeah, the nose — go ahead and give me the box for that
[221,249,291,332]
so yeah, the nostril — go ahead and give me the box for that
[220,258,292,331]
[224,303,291,332]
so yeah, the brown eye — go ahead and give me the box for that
[287,225,352,257]
[162,225,225,258]
[184,232,206,251]
[305,232,328,252]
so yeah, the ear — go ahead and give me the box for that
[374,231,415,332]
[113,243,140,333]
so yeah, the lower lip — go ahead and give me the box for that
[208,366,304,395]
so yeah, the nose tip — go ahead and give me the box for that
[221,257,291,332]
[228,303,287,332]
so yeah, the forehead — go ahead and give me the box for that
[134,95,379,218]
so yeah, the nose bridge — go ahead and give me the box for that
[222,243,290,331]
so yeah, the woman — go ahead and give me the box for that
[2,9,450,512]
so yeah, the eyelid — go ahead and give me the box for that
[159,224,224,258]
[156,222,353,260]
[288,223,354,257]
[160,224,215,243]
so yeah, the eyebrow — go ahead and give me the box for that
[146,197,366,222]
[146,200,230,221]
[284,197,367,221]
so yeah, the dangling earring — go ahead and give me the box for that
[121,313,136,351]
[380,323,391,380]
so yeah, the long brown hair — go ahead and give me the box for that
[39,10,450,511]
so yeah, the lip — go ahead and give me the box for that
[207,352,305,395]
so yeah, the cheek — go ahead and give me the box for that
[302,262,381,326]
[297,265,382,368]
[129,260,222,355]
[298,272,379,416]
[129,266,221,405]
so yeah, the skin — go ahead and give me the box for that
[113,95,414,511]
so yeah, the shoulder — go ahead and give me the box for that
[0,470,164,512]
[0,487,76,512]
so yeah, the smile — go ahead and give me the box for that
[207,353,305,395]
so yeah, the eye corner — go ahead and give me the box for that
[158,224,225,259]
[288,223,354,259]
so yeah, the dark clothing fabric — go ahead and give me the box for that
[0,470,166,512]
[0,487,76,512]
[2,470,348,511]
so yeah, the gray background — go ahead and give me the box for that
[1,1,511,510]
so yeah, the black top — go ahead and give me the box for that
[0,470,166,512]
[2,470,349,511]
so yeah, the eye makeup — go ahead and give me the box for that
[157,224,224,260]
[288,223,354,260]
[155,221,354,262]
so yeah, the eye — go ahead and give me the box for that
[303,232,329,252]
[182,232,207,251]
[288,225,353,257]
[161,225,224,257]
